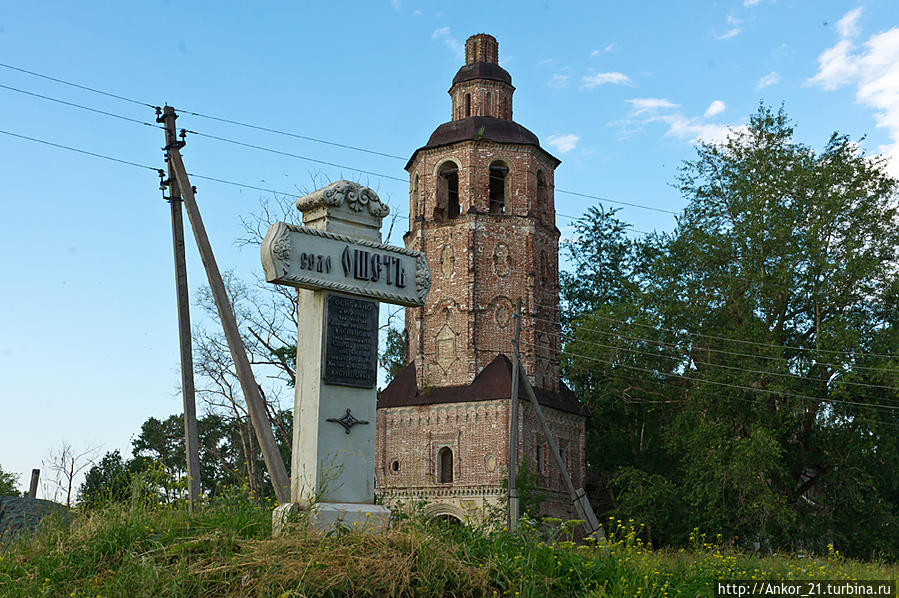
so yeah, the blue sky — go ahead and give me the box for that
[1,1,897,495]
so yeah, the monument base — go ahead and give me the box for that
[272,502,391,536]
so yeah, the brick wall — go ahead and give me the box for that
[404,140,561,392]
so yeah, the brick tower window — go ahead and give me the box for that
[465,93,471,117]
[437,446,454,483]
[537,170,547,205]
[489,161,508,215]
[485,91,491,115]
[412,174,419,218]
[437,162,460,221]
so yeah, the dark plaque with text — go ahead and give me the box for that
[324,294,378,388]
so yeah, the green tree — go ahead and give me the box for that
[379,327,407,381]
[78,450,133,508]
[562,104,899,558]
[0,464,20,496]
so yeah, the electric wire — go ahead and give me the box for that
[544,327,899,393]
[516,338,899,412]
[0,128,159,172]
[0,62,157,108]
[529,312,899,374]
[0,83,161,129]
[185,129,408,183]
[1,61,681,220]
[177,109,407,161]
[0,127,309,198]
[535,301,899,360]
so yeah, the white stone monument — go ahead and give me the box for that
[261,180,430,533]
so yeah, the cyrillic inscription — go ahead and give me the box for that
[324,294,378,388]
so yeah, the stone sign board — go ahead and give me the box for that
[261,222,430,307]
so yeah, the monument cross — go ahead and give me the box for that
[262,180,430,533]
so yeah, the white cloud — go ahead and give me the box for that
[743,0,774,6]
[545,134,580,154]
[432,27,463,59]
[581,71,633,89]
[389,0,400,10]
[808,7,899,176]
[548,73,570,88]
[704,100,726,117]
[590,49,599,58]
[626,98,679,114]
[837,6,862,39]
[621,98,741,144]
[714,28,741,40]
[605,42,617,52]
[756,71,781,89]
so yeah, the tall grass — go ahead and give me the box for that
[0,494,894,597]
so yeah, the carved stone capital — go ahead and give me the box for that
[297,180,390,218]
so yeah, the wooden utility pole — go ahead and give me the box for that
[158,106,202,509]
[514,353,602,537]
[27,469,40,499]
[507,298,521,531]
[160,107,290,504]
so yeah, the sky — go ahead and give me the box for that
[1,0,898,497]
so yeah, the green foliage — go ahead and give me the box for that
[561,104,899,559]
[1,500,894,597]
[0,465,20,497]
[515,458,547,520]
[78,409,293,508]
[379,326,407,381]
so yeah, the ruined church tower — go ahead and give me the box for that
[376,34,584,523]
[403,33,562,392]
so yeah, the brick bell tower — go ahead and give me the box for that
[403,33,562,391]
[376,34,585,523]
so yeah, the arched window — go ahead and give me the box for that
[412,174,419,218]
[437,447,453,483]
[436,162,460,221]
[465,93,471,117]
[537,170,547,206]
[489,161,508,215]
[485,91,491,115]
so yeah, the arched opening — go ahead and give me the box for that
[465,93,471,117]
[489,161,508,215]
[437,162,460,221]
[432,514,463,529]
[437,446,453,483]
[412,174,419,218]
[485,91,491,115]
[537,170,547,206]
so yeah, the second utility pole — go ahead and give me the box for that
[159,106,201,509]
[159,106,290,504]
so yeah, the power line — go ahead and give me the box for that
[0,62,156,108]
[549,328,899,394]
[0,83,160,129]
[0,127,301,198]
[517,338,899,412]
[555,188,678,215]
[530,312,899,373]
[185,129,408,183]
[538,301,898,360]
[0,128,159,172]
[1,61,681,222]
[177,109,408,161]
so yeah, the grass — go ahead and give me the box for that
[0,493,895,597]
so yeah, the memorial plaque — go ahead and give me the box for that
[324,294,378,388]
